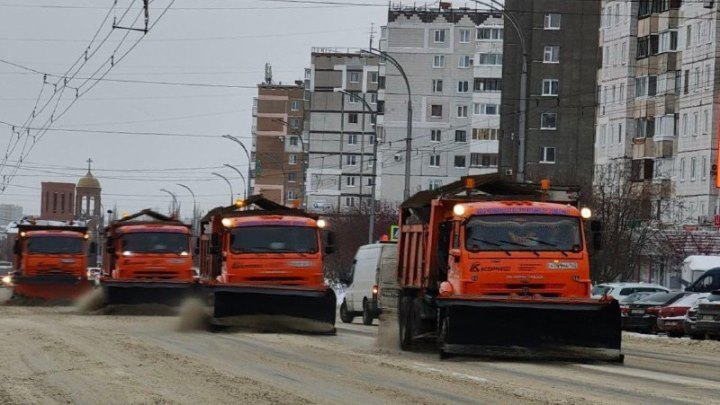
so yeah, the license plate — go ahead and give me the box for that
[701,315,716,321]
[664,321,677,326]
[631,309,645,315]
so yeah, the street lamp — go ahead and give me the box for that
[470,0,528,181]
[222,135,253,198]
[211,172,234,205]
[223,163,247,199]
[159,188,178,217]
[362,47,413,200]
[335,89,379,244]
[176,183,197,234]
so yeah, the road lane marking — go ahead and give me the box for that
[412,362,489,383]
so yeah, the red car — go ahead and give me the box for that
[657,293,708,337]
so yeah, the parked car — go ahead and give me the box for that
[86,267,102,282]
[657,293,709,337]
[339,242,397,325]
[683,298,708,340]
[622,291,690,334]
[619,292,656,317]
[0,260,12,287]
[592,282,670,301]
[695,289,720,339]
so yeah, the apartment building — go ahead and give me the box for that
[252,82,306,206]
[595,0,719,226]
[500,0,600,190]
[304,49,380,213]
[377,5,502,203]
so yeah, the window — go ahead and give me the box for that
[433,29,446,43]
[458,55,473,68]
[459,29,471,43]
[431,104,443,118]
[369,72,378,83]
[431,129,441,142]
[541,113,557,130]
[289,136,299,146]
[429,154,441,167]
[694,67,701,90]
[290,100,300,111]
[345,155,358,166]
[635,76,657,97]
[635,118,654,138]
[457,80,469,93]
[345,197,355,207]
[472,128,498,140]
[349,71,360,83]
[702,156,708,180]
[684,69,690,94]
[621,42,627,64]
[544,13,561,30]
[454,155,466,168]
[680,157,686,181]
[682,113,688,136]
[540,147,556,163]
[289,117,301,129]
[347,93,359,104]
[474,78,502,91]
[348,113,358,124]
[455,130,467,143]
[287,190,298,200]
[428,179,443,190]
[432,55,445,68]
[369,93,377,104]
[618,123,623,143]
[543,46,560,63]
[473,103,498,115]
[470,153,498,167]
[477,27,503,40]
[658,30,678,53]
[704,110,709,134]
[654,115,675,137]
[542,79,559,96]
[619,83,625,102]
[691,157,697,181]
[636,35,658,58]
[432,79,443,93]
[457,105,468,118]
[346,176,356,187]
[289,154,297,165]
[687,25,693,48]
[288,172,296,182]
[694,112,699,135]
[347,134,357,145]
[706,64,712,89]
[477,53,502,65]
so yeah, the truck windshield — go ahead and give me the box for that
[122,233,189,254]
[230,226,318,254]
[465,215,582,252]
[27,236,84,254]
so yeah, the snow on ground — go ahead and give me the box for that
[623,331,720,354]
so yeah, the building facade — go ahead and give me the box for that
[305,50,379,213]
[252,82,306,206]
[40,182,75,221]
[500,0,600,190]
[378,5,502,203]
[595,0,720,226]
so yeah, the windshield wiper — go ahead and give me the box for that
[498,240,539,257]
[525,238,569,257]
[469,237,511,256]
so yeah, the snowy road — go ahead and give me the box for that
[0,304,719,405]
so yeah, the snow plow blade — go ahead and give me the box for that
[101,280,197,306]
[11,275,91,302]
[211,285,336,333]
[437,297,622,362]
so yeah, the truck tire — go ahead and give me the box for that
[339,301,354,324]
[399,296,414,350]
[362,300,373,326]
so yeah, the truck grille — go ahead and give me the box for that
[132,271,179,280]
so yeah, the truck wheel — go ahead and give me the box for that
[339,301,354,324]
[399,296,414,350]
[362,301,373,326]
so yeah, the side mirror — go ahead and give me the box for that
[89,242,98,255]
[590,220,602,251]
[323,230,336,255]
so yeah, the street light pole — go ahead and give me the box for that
[335,89,378,244]
[470,0,528,181]
[362,48,413,200]
[159,188,178,217]
[211,172,234,205]
[222,135,253,197]
[223,163,247,199]
[176,183,197,234]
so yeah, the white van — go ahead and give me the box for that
[340,242,397,325]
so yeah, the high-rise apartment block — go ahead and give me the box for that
[595,0,719,225]
[500,0,600,189]
[378,5,503,203]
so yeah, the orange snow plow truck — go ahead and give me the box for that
[199,195,336,331]
[395,174,622,361]
[11,221,93,301]
[100,209,195,306]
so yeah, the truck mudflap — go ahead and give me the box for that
[436,296,623,362]
[101,279,198,306]
[11,275,91,302]
[210,284,336,334]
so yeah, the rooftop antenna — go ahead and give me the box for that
[369,23,376,49]
[264,63,273,85]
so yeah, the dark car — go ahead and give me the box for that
[619,292,655,316]
[622,291,690,334]
[695,290,720,339]
[657,293,708,338]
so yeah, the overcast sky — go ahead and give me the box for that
[0,0,397,218]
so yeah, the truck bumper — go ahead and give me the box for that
[100,279,198,306]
